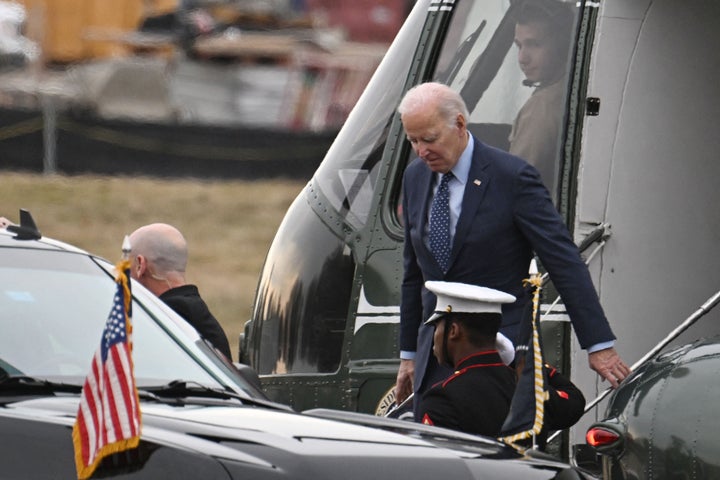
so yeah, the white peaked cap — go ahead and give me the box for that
[424,281,516,325]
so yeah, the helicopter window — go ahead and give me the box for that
[395,0,579,224]
[311,2,428,230]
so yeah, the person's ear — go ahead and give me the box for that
[447,320,462,341]
[456,113,467,131]
[135,255,146,277]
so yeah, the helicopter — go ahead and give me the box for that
[239,0,720,459]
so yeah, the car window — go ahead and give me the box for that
[0,248,226,389]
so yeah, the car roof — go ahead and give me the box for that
[0,228,95,256]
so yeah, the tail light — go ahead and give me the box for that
[586,427,620,447]
[586,423,624,455]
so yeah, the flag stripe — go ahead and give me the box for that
[117,345,140,437]
[109,345,135,437]
[85,356,102,457]
[103,364,120,443]
[76,411,89,465]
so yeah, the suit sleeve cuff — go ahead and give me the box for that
[400,350,416,360]
[587,341,615,353]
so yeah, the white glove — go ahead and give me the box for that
[496,332,515,366]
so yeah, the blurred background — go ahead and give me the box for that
[0,0,413,356]
[0,0,413,178]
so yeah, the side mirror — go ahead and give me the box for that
[232,361,266,399]
[238,319,252,365]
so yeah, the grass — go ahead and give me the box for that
[1,171,306,353]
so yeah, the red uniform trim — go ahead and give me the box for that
[455,350,499,368]
[439,351,510,388]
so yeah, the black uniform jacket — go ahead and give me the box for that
[160,284,233,361]
[417,350,516,437]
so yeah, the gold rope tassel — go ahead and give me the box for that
[501,264,548,446]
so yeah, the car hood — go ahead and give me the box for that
[1,396,585,480]
[2,395,487,448]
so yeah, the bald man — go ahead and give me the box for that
[129,223,233,360]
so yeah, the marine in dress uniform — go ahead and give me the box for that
[416,281,517,436]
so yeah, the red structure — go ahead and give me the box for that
[305,0,410,43]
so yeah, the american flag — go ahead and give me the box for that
[72,259,141,479]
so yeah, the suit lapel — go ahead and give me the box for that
[451,139,490,264]
[409,164,444,276]
[417,167,434,233]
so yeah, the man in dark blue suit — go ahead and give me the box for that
[394,82,630,413]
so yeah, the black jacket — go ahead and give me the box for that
[160,285,233,360]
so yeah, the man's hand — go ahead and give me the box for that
[588,347,631,388]
[394,359,415,404]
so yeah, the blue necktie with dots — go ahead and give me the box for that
[429,172,453,273]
